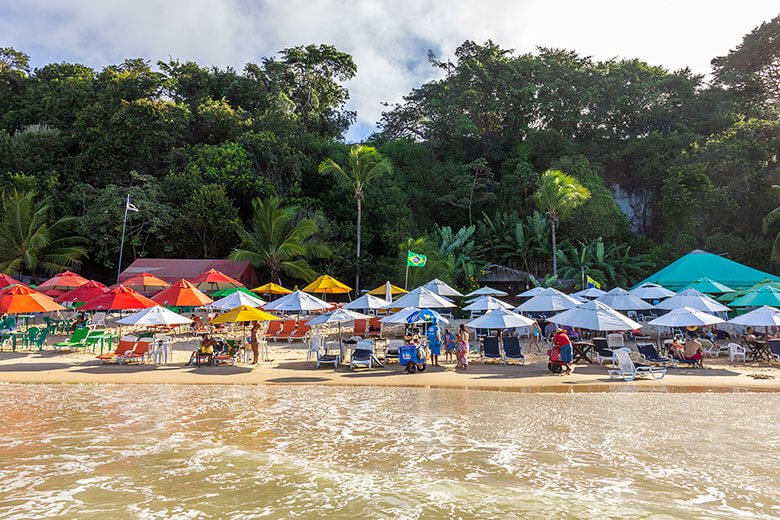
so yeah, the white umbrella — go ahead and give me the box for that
[262,290,332,312]
[117,305,192,326]
[573,287,607,299]
[422,278,463,297]
[727,306,780,327]
[629,282,676,300]
[390,287,456,309]
[380,306,421,324]
[515,288,581,313]
[306,308,370,326]
[648,306,725,327]
[465,286,508,297]
[462,295,514,312]
[596,288,654,311]
[654,288,730,313]
[516,286,547,298]
[344,293,390,311]
[467,308,535,329]
[210,291,266,311]
[548,300,642,331]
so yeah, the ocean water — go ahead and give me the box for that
[0,384,779,519]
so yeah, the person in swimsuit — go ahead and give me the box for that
[456,324,470,370]
[530,321,541,353]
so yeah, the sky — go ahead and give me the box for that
[1,1,778,141]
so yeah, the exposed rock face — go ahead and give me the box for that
[612,184,653,235]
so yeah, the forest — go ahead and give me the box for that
[0,14,778,292]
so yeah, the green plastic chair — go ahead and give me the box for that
[23,327,39,349]
[34,328,49,350]
[53,327,88,350]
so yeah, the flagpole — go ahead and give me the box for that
[117,194,130,284]
[405,263,409,291]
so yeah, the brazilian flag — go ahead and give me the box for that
[407,251,427,267]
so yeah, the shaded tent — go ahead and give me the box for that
[118,258,258,288]
[635,249,780,291]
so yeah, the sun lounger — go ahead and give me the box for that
[608,349,666,381]
[350,339,379,370]
[637,343,676,367]
[352,319,367,337]
[592,337,618,365]
[88,312,107,330]
[482,336,504,365]
[308,336,340,369]
[117,338,153,364]
[367,317,381,337]
[502,336,525,365]
[701,338,728,358]
[52,327,89,351]
[271,319,296,342]
[287,323,310,342]
[97,336,138,364]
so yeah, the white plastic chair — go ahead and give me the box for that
[702,338,729,358]
[607,333,625,349]
[608,349,666,381]
[728,342,746,363]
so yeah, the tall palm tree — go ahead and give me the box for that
[534,170,590,277]
[0,190,87,278]
[763,185,780,261]
[230,197,330,283]
[319,144,392,295]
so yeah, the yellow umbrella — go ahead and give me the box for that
[368,283,408,296]
[211,305,280,323]
[251,282,293,295]
[302,275,352,295]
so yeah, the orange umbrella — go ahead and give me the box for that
[188,269,243,292]
[55,280,109,304]
[152,279,213,307]
[122,272,170,294]
[0,285,65,314]
[80,285,158,311]
[36,271,90,291]
[0,273,26,288]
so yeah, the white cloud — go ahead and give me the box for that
[0,0,777,140]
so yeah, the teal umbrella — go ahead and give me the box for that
[682,277,735,295]
[730,285,780,308]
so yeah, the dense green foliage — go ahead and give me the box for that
[0,15,778,290]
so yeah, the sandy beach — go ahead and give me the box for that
[1,332,778,392]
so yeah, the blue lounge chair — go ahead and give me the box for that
[502,336,525,365]
[637,343,676,367]
[481,336,504,365]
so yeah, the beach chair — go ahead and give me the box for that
[214,340,239,366]
[482,336,504,365]
[367,317,382,337]
[97,336,138,364]
[728,342,746,363]
[88,312,107,330]
[271,319,296,342]
[769,339,780,363]
[637,343,676,367]
[350,339,375,370]
[502,336,525,365]
[33,327,49,350]
[117,337,153,365]
[592,338,617,366]
[22,327,39,350]
[308,336,340,369]
[607,333,625,349]
[287,323,310,342]
[265,320,282,338]
[353,319,367,338]
[702,338,728,358]
[52,327,89,351]
[608,349,666,381]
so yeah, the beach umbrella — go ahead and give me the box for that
[368,282,407,296]
[516,286,548,298]
[262,290,332,313]
[682,277,735,295]
[152,280,213,307]
[344,293,391,311]
[728,306,780,327]
[122,272,170,294]
[406,308,449,325]
[422,278,463,297]
[390,287,456,309]
[548,300,642,331]
[462,295,514,312]
[466,307,535,329]
[514,288,581,314]
[211,287,257,299]
[36,271,90,291]
[306,308,371,352]
[117,306,193,326]
[596,288,654,311]
[729,285,780,308]
[648,306,725,328]
[654,288,730,313]
[189,268,244,292]
[210,290,266,311]
[251,282,293,295]
[0,273,26,288]
[302,274,352,295]
[55,280,109,304]
[80,285,158,311]
[572,287,607,299]
[211,305,279,324]
[0,285,65,314]
[381,307,421,324]
[629,282,675,301]
[465,286,508,298]
[39,288,66,298]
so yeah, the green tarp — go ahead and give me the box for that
[635,250,780,292]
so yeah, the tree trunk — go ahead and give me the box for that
[355,197,361,296]
[468,167,479,227]
[551,220,558,277]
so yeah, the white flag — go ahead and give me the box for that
[126,200,139,212]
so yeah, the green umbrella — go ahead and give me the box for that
[210,287,256,299]
[682,277,735,294]
[730,285,780,308]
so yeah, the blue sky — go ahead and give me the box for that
[1,0,778,141]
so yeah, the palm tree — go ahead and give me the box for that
[0,190,87,278]
[534,170,590,277]
[763,185,780,261]
[319,144,392,295]
[230,197,330,283]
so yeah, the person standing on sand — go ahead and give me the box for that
[443,329,456,364]
[530,320,542,353]
[427,321,442,367]
[250,321,261,364]
[456,324,470,370]
[554,328,574,375]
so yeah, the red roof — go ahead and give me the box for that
[118,259,257,287]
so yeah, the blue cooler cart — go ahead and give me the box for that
[399,344,427,373]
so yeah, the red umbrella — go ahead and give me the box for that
[122,272,170,295]
[0,285,65,314]
[188,269,243,292]
[39,288,66,298]
[0,273,26,288]
[80,285,158,311]
[56,280,109,304]
[36,271,90,291]
[152,279,213,307]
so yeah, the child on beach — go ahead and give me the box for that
[443,329,456,364]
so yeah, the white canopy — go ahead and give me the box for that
[514,288,581,313]
[548,300,642,331]
[306,308,370,326]
[467,307,536,329]
[465,286,508,297]
[209,291,266,310]
[462,295,514,312]
[596,288,654,311]
[262,290,332,312]
[116,305,192,326]
[380,306,420,324]
[648,306,725,327]
[629,282,676,300]
[727,306,780,327]
[573,287,607,299]
[516,286,547,298]
[390,287,456,309]
[422,278,463,297]
[654,288,730,313]
[344,293,390,311]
